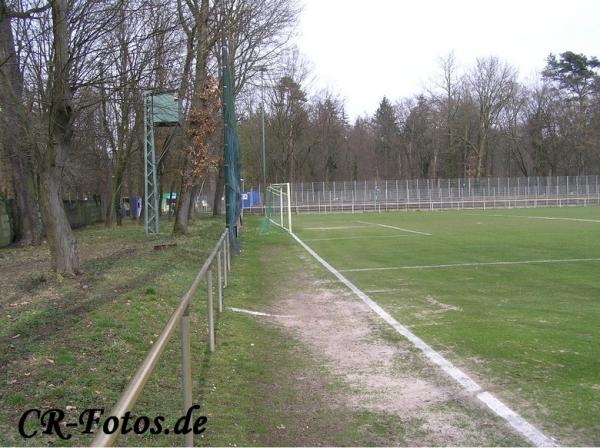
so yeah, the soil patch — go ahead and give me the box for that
[266,272,525,446]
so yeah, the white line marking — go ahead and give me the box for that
[466,212,600,223]
[356,220,432,236]
[305,235,410,242]
[364,287,407,293]
[290,231,557,447]
[228,307,292,318]
[477,392,557,446]
[304,225,370,230]
[339,258,600,272]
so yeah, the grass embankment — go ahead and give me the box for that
[1,218,225,445]
[1,216,412,446]
[293,207,600,445]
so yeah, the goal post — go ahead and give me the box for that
[265,183,292,233]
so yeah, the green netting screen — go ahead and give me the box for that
[222,37,241,251]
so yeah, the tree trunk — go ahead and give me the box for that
[187,183,200,221]
[173,185,192,234]
[10,157,43,244]
[173,0,210,234]
[35,0,81,275]
[38,153,81,274]
[0,1,43,244]
[105,164,126,227]
[475,126,488,178]
[174,157,192,234]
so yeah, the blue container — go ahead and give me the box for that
[131,196,141,218]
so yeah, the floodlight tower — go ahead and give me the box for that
[143,90,180,234]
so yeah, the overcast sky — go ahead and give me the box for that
[294,0,600,120]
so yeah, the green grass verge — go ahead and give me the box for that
[0,216,429,446]
[194,219,425,446]
[1,218,224,446]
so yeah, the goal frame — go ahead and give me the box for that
[266,182,292,233]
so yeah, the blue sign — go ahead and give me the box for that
[242,191,260,208]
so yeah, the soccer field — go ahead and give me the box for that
[289,206,600,444]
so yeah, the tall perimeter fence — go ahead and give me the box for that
[246,175,600,214]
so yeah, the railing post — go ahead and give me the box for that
[223,241,228,288]
[226,231,231,272]
[179,304,193,447]
[217,250,223,313]
[207,270,215,352]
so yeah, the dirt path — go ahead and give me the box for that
[262,271,526,446]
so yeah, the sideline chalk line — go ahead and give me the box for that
[305,235,410,242]
[356,220,432,236]
[290,231,557,447]
[304,225,370,230]
[465,212,600,223]
[339,258,600,272]
[228,307,292,318]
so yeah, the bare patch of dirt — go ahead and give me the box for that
[266,276,525,446]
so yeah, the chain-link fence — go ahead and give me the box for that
[246,175,600,214]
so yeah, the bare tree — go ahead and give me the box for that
[173,0,217,234]
[429,52,463,178]
[210,0,301,215]
[0,0,46,244]
[467,57,518,177]
[32,0,82,274]
[13,0,124,274]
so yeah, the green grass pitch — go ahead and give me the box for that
[290,206,600,443]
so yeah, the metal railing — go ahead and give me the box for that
[92,229,231,447]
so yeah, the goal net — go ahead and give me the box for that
[261,183,292,233]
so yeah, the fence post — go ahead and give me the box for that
[483,197,486,210]
[287,183,292,231]
[207,270,215,352]
[223,239,228,288]
[179,304,193,447]
[226,231,231,272]
[586,175,590,196]
[385,180,388,211]
[429,179,433,210]
[217,251,223,313]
